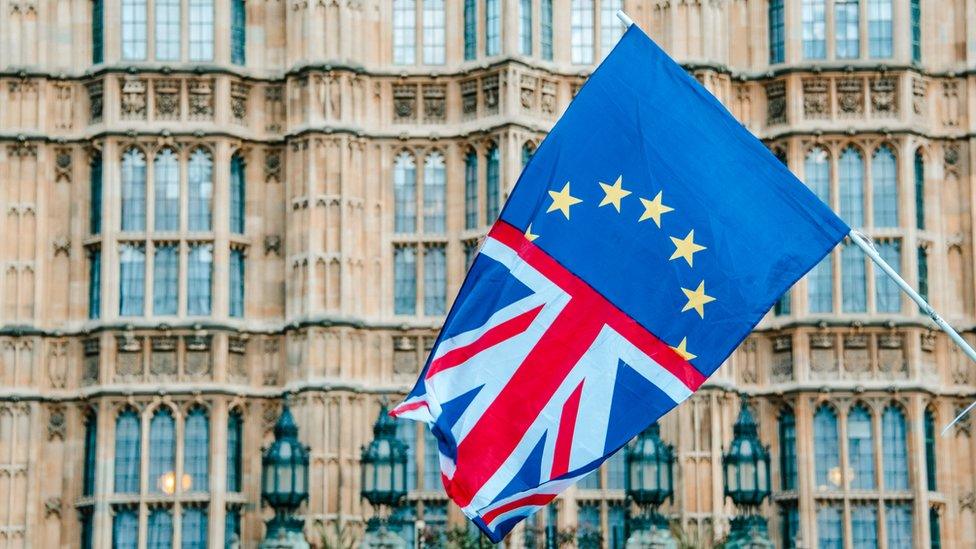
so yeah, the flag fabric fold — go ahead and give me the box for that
[393,25,849,542]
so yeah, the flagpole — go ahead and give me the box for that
[615,10,634,28]
[848,230,976,434]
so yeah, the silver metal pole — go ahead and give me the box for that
[848,230,976,434]
[615,10,634,28]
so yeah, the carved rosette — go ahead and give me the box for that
[188,79,215,120]
[837,78,864,116]
[231,82,250,125]
[393,84,417,122]
[422,84,446,123]
[802,78,829,119]
[154,79,181,120]
[870,77,897,116]
[120,77,148,120]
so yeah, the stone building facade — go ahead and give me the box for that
[0,0,974,547]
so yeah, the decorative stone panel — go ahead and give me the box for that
[228,336,248,380]
[86,81,103,123]
[802,78,829,119]
[184,333,212,378]
[870,77,897,116]
[765,81,786,125]
[460,78,477,118]
[82,338,99,385]
[393,84,416,122]
[120,77,147,120]
[231,82,249,124]
[265,85,285,132]
[188,79,214,120]
[422,84,445,123]
[912,78,926,116]
[115,333,144,380]
[483,75,500,115]
[837,78,864,116]
[154,79,181,120]
[150,336,177,377]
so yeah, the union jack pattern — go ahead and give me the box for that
[392,221,705,539]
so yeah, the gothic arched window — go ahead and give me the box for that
[188,0,215,61]
[154,148,179,231]
[188,148,213,231]
[805,147,830,203]
[113,508,139,549]
[882,405,909,489]
[813,405,840,490]
[394,152,417,232]
[801,0,826,59]
[184,407,210,491]
[600,0,624,58]
[571,0,594,64]
[227,410,244,492]
[924,408,937,490]
[486,145,500,222]
[872,145,898,227]
[230,153,246,234]
[839,147,864,226]
[83,412,98,496]
[485,0,501,55]
[769,0,785,63]
[423,152,446,233]
[231,0,246,64]
[114,409,141,493]
[147,507,173,549]
[779,409,797,490]
[914,150,925,230]
[155,0,180,60]
[149,408,176,494]
[121,148,147,231]
[423,0,445,64]
[121,0,148,60]
[464,150,478,229]
[868,0,893,58]
[393,0,416,65]
[847,405,875,489]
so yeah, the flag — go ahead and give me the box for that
[392,25,849,542]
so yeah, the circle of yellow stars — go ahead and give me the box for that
[533,175,715,362]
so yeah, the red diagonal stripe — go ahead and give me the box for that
[426,304,545,380]
[481,493,557,525]
[550,380,585,479]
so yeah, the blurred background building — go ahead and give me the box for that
[0,0,974,547]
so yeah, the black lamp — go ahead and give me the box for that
[625,422,674,531]
[261,403,310,541]
[361,403,408,530]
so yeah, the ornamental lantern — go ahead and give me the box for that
[261,403,310,542]
[360,404,408,513]
[625,422,674,511]
[723,399,771,508]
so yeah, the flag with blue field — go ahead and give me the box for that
[392,25,849,542]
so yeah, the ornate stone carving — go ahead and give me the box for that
[810,332,834,349]
[150,336,177,377]
[53,83,73,130]
[460,79,477,117]
[878,333,902,349]
[86,81,103,123]
[47,405,66,440]
[188,79,214,120]
[912,78,926,116]
[942,81,959,127]
[265,148,282,182]
[960,491,976,511]
[265,85,285,132]
[802,78,829,119]
[120,77,147,119]
[540,79,556,116]
[52,236,70,256]
[482,74,500,115]
[154,79,181,120]
[116,334,143,379]
[944,143,960,174]
[54,148,72,182]
[393,335,417,375]
[520,74,538,111]
[231,82,249,124]
[765,81,786,125]
[870,77,897,115]
[837,78,863,115]
[393,84,416,121]
[184,332,211,378]
[920,331,936,352]
[263,401,281,433]
[82,338,99,385]
[44,497,62,518]
[7,141,37,157]
[228,336,248,379]
[47,340,67,389]
[844,334,868,349]
[264,235,282,256]
[263,338,279,385]
[422,84,445,123]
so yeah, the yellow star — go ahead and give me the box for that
[638,191,674,227]
[598,175,631,212]
[669,230,706,267]
[681,280,716,318]
[670,337,697,361]
[525,224,539,242]
[546,182,583,220]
